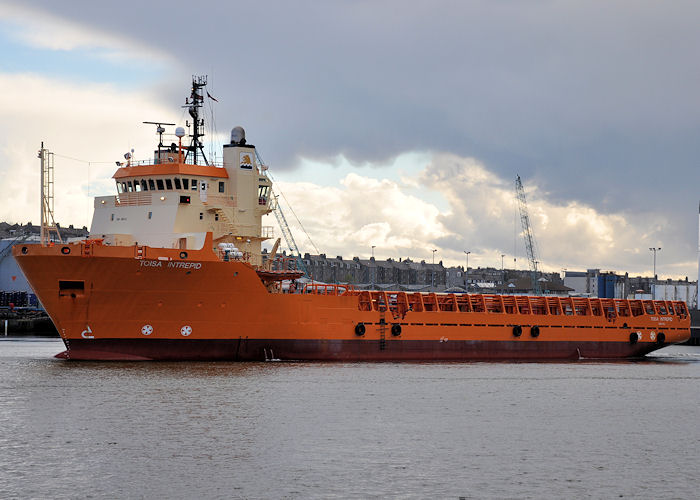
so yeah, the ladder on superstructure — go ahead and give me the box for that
[515,175,541,295]
[39,143,62,246]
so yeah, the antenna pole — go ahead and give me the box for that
[184,75,209,165]
[38,142,62,246]
[40,142,45,246]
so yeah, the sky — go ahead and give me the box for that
[0,0,698,280]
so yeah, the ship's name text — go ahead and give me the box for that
[140,260,202,270]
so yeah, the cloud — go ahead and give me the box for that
[0,73,177,227]
[420,153,690,278]
[268,172,448,262]
[271,153,695,279]
[1,1,698,279]
[0,2,172,63]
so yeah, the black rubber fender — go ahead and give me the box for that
[657,332,666,344]
[530,325,540,338]
[512,325,522,337]
[391,324,401,336]
[354,323,366,336]
[629,332,639,344]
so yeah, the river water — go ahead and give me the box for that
[0,338,698,499]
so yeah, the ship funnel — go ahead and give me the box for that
[231,126,246,145]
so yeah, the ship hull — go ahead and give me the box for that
[13,241,691,362]
[56,337,665,361]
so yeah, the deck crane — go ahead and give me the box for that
[515,175,542,295]
[254,149,309,276]
[270,192,308,275]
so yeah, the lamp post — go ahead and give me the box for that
[649,247,661,299]
[431,249,437,288]
[464,250,470,290]
[501,253,505,291]
[370,245,376,289]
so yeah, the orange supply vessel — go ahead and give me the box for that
[14,77,690,361]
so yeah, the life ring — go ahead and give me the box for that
[629,332,639,344]
[61,246,70,255]
[391,324,401,336]
[530,325,540,338]
[179,251,188,259]
[657,332,666,344]
[512,325,522,337]
[354,323,366,336]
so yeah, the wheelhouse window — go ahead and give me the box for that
[174,178,182,190]
[117,182,124,193]
[165,179,173,190]
[191,178,198,190]
[258,185,270,204]
[218,181,225,193]
[148,179,156,191]
[141,180,148,191]
[156,179,165,190]
[134,180,142,192]
[127,181,134,192]
[182,178,189,190]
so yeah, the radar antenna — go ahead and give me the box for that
[183,75,209,165]
[143,121,176,151]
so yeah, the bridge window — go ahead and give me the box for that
[141,180,148,191]
[156,179,164,190]
[127,181,134,192]
[117,182,124,193]
[148,179,156,191]
[134,180,142,192]
[182,178,189,189]
[219,181,225,193]
[165,179,173,190]
[174,178,182,190]
[192,179,198,190]
[258,185,270,204]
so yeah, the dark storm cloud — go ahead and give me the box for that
[13,1,700,228]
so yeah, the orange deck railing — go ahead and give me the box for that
[344,291,689,321]
[302,283,356,296]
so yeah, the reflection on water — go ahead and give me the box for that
[1,339,699,499]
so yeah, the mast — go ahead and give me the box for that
[38,142,62,246]
[184,75,209,165]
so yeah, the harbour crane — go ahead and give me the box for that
[515,175,542,295]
